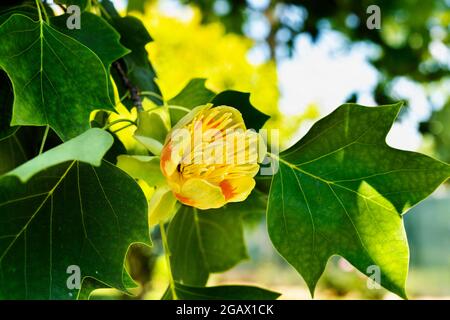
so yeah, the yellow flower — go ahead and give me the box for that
[160,104,265,210]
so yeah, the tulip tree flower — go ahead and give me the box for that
[160,104,266,210]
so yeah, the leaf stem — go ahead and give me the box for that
[39,125,50,155]
[139,91,164,102]
[35,0,43,22]
[111,123,135,134]
[36,0,49,24]
[168,105,191,114]
[93,0,112,20]
[159,221,178,300]
[103,118,137,131]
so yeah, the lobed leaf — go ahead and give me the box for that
[0,14,113,141]
[267,102,450,298]
[0,129,150,299]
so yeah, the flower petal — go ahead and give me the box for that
[220,177,256,203]
[178,178,226,210]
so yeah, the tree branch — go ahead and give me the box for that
[113,60,144,111]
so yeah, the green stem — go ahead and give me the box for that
[39,125,50,155]
[159,222,178,300]
[93,0,112,20]
[168,105,191,114]
[119,91,130,102]
[36,0,49,23]
[35,0,43,22]
[139,91,164,102]
[111,123,135,134]
[103,119,137,131]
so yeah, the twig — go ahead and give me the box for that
[113,60,144,112]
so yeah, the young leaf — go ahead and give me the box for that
[0,14,113,141]
[117,155,165,187]
[211,90,270,130]
[168,78,215,109]
[0,129,150,299]
[163,282,280,300]
[267,103,450,298]
[167,78,216,126]
[167,205,248,286]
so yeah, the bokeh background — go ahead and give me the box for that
[77,0,450,299]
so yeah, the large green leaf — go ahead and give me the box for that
[167,205,248,286]
[211,90,270,130]
[0,2,40,25]
[0,132,27,175]
[77,268,138,300]
[109,14,163,107]
[51,12,129,74]
[163,282,280,300]
[0,14,113,141]
[267,103,450,298]
[51,12,130,105]
[0,129,150,299]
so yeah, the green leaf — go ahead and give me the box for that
[117,155,165,187]
[0,2,38,26]
[169,78,215,109]
[78,267,138,300]
[0,129,150,299]
[267,102,450,298]
[9,128,111,181]
[167,78,215,126]
[167,205,248,286]
[0,132,27,175]
[211,90,269,130]
[51,12,130,105]
[51,12,129,72]
[163,282,280,300]
[0,70,17,141]
[0,14,113,141]
[109,15,163,107]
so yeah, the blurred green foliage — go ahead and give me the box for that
[178,0,449,107]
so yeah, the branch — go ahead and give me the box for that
[113,60,144,111]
